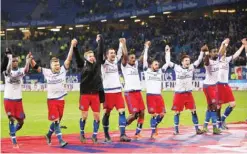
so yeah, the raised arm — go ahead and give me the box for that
[96,34,105,65]
[201,45,210,66]
[218,38,230,56]
[30,55,42,73]
[121,38,128,66]
[24,52,32,73]
[4,54,13,75]
[64,39,77,69]
[161,45,171,71]
[193,51,204,68]
[164,45,175,68]
[143,41,151,70]
[232,45,245,60]
[74,44,85,68]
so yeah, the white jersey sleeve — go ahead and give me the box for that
[193,51,204,67]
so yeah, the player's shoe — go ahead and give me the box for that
[45,134,52,145]
[120,134,131,142]
[196,129,204,135]
[104,136,112,143]
[173,130,179,135]
[133,133,142,140]
[150,133,158,139]
[59,140,68,148]
[213,127,222,135]
[202,127,209,133]
[91,136,98,144]
[80,135,86,143]
[221,122,228,130]
[12,143,19,148]
[10,135,19,148]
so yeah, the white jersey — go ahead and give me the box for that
[173,64,195,93]
[203,59,219,85]
[4,68,25,100]
[144,68,163,95]
[121,61,142,92]
[42,65,68,100]
[218,56,232,84]
[101,60,122,93]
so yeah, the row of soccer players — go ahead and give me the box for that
[2,35,247,148]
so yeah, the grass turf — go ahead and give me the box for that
[1,91,247,138]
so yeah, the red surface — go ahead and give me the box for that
[1,123,247,153]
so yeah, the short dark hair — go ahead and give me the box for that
[12,54,18,58]
[210,48,218,53]
[50,57,59,63]
[128,53,135,56]
[180,55,190,62]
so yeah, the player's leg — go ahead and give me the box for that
[91,94,101,143]
[47,100,67,147]
[79,95,90,143]
[221,85,235,129]
[4,100,19,148]
[202,87,212,131]
[116,93,131,142]
[102,93,114,142]
[102,109,111,142]
[190,109,203,134]
[15,119,24,132]
[125,92,140,126]
[208,104,221,134]
[79,111,88,143]
[173,111,180,135]
[154,96,166,136]
[8,116,19,148]
[185,92,203,134]
[136,92,145,137]
[118,108,131,142]
[15,100,25,132]
[171,93,183,135]
[147,95,158,138]
[92,112,100,143]
[217,106,222,129]
[135,110,144,137]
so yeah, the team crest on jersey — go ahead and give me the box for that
[149,108,154,112]
[51,115,55,120]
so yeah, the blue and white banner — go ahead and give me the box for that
[7,0,244,27]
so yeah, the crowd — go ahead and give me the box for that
[1,12,247,73]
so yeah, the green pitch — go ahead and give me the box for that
[1,91,247,138]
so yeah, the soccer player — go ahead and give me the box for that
[143,41,169,139]
[74,35,104,144]
[101,38,131,142]
[166,46,205,135]
[30,39,77,147]
[3,52,31,148]
[120,38,145,139]
[217,38,247,129]
[202,45,221,134]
